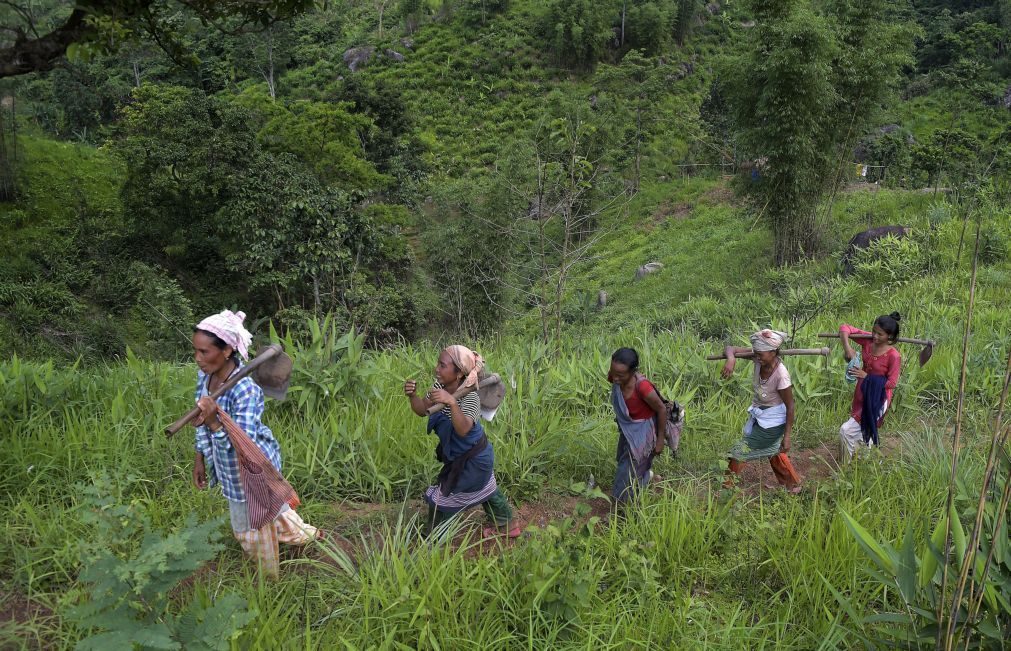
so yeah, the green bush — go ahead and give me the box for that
[852,235,927,289]
[65,474,256,651]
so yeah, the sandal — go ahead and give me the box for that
[483,525,522,539]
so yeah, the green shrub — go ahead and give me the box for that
[852,235,927,289]
[65,474,256,651]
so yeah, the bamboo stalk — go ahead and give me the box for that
[705,347,830,361]
[954,345,1011,647]
[941,210,983,651]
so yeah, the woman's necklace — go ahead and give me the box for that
[758,360,778,400]
[209,360,236,393]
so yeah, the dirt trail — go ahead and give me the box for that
[2,437,902,644]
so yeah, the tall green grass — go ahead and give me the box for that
[3,182,1009,647]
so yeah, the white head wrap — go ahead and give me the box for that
[750,329,789,352]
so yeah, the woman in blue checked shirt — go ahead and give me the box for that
[190,310,319,575]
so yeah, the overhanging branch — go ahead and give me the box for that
[0,8,92,78]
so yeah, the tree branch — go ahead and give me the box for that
[0,8,92,78]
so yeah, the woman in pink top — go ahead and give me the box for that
[838,312,902,462]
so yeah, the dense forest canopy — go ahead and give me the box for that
[0,0,1009,359]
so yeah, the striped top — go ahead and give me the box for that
[428,381,481,422]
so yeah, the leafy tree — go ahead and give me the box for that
[622,1,675,54]
[0,0,314,78]
[539,0,619,69]
[723,0,838,265]
[595,49,671,191]
[673,0,700,46]
[114,84,258,278]
[238,89,389,191]
[229,22,296,99]
[724,0,915,265]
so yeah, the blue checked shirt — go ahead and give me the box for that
[194,365,282,502]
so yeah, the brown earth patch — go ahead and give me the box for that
[0,589,56,649]
[650,200,694,227]
[699,183,735,205]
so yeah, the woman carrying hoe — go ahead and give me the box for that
[837,312,902,463]
[189,310,319,577]
[403,345,520,538]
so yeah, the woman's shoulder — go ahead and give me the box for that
[635,375,655,393]
[229,375,263,399]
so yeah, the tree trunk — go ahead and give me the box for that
[620,1,626,47]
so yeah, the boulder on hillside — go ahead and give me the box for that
[841,225,908,274]
[343,46,376,72]
[1002,85,1011,110]
[385,49,405,63]
[635,262,664,280]
[400,38,414,50]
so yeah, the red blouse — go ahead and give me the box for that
[841,324,902,422]
[625,379,658,420]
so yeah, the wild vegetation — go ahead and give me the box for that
[2,0,1011,648]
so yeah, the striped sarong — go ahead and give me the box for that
[424,472,498,513]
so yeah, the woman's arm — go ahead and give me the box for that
[641,387,668,454]
[885,350,901,390]
[839,324,871,362]
[429,387,475,436]
[721,346,753,379]
[779,386,795,452]
[404,380,434,416]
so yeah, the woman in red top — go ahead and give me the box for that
[838,312,902,462]
[608,347,668,502]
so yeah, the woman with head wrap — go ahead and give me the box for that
[720,329,801,493]
[404,345,520,538]
[190,310,319,577]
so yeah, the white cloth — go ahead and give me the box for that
[196,310,253,360]
[743,403,787,436]
[838,400,888,463]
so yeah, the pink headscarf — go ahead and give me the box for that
[196,310,253,360]
[443,345,484,390]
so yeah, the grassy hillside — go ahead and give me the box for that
[2,179,1010,646]
[3,0,1011,647]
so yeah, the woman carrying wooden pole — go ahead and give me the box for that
[719,329,802,493]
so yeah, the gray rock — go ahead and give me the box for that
[635,262,664,280]
[400,38,414,50]
[342,46,375,72]
[706,2,721,15]
[1003,85,1011,110]
[878,124,901,135]
[385,49,405,63]
[597,290,607,308]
